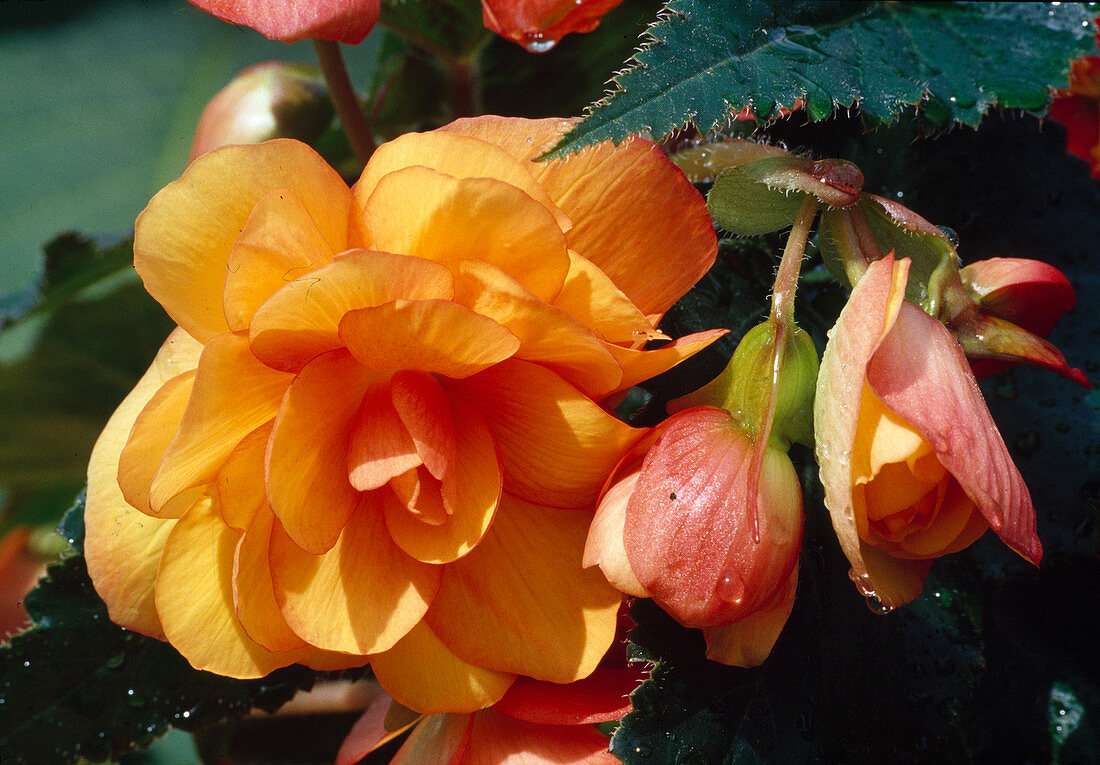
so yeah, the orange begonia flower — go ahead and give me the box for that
[482,0,625,51]
[187,0,380,44]
[84,116,720,713]
[815,255,1041,609]
[336,668,642,764]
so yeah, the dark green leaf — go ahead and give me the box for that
[0,500,325,765]
[546,1,1097,157]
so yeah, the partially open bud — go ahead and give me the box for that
[190,62,335,161]
[941,257,1089,387]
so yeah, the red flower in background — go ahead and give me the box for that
[188,0,380,44]
[482,0,624,51]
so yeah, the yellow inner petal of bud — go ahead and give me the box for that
[851,383,979,559]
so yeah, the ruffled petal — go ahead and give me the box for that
[249,249,455,373]
[391,714,472,765]
[464,709,618,765]
[352,130,570,234]
[441,117,717,315]
[335,691,421,765]
[426,495,621,683]
[383,396,502,564]
[233,507,309,652]
[223,188,336,332]
[267,349,377,554]
[116,370,196,517]
[444,360,643,509]
[339,299,521,379]
[85,328,203,637]
[552,252,660,344]
[451,259,622,396]
[148,333,292,513]
[156,496,305,678]
[135,140,350,342]
[270,495,441,654]
[370,620,515,714]
[391,370,457,481]
[357,166,571,302]
[347,374,422,492]
[215,421,274,532]
[492,667,644,726]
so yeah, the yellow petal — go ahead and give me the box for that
[135,140,351,342]
[352,129,571,234]
[223,188,337,332]
[85,327,203,638]
[451,259,623,397]
[383,396,502,564]
[445,360,643,508]
[215,421,274,532]
[149,333,292,513]
[271,495,441,654]
[855,542,932,610]
[116,370,196,517]
[442,116,717,315]
[703,566,797,667]
[234,508,309,652]
[370,620,515,714]
[426,495,621,683]
[553,251,661,343]
[267,349,377,554]
[156,497,306,678]
[357,166,571,302]
[249,249,455,373]
[339,299,521,379]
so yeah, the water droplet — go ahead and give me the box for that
[865,594,894,615]
[523,35,557,53]
[633,745,652,757]
[895,190,904,199]
[718,572,746,605]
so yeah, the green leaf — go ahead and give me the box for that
[0,500,327,765]
[546,1,1097,158]
[0,234,173,536]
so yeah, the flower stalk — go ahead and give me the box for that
[313,40,376,166]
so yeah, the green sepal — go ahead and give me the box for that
[672,318,818,448]
[708,156,862,236]
[818,195,959,315]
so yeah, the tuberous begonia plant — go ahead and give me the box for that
[1,3,1097,764]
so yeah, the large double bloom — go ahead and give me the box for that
[84,117,719,713]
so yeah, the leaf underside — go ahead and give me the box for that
[546,0,1097,157]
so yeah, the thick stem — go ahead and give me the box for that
[314,40,376,167]
[749,196,819,543]
[770,197,820,325]
[449,57,480,118]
